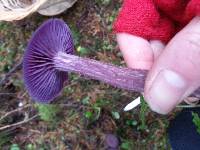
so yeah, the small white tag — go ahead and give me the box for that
[124,97,141,111]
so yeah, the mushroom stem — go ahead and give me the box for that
[54,51,148,92]
[54,51,200,99]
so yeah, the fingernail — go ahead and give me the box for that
[147,69,188,114]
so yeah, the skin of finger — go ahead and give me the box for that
[144,16,200,113]
[150,40,165,59]
[116,33,154,70]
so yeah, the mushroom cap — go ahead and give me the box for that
[105,134,119,148]
[23,18,74,103]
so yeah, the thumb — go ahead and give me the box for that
[145,17,200,114]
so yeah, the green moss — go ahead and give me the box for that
[35,104,60,122]
[138,96,148,130]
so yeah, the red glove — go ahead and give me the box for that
[113,0,200,43]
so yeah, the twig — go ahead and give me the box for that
[0,60,23,86]
[0,114,38,131]
[58,102,80,108]
[176,104,200,108]
[0,93,16,96]
[0,104,31,121]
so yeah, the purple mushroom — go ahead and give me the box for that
[23,19,200,103]
[105,134,119,149]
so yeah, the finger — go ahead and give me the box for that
[144,16,200,114]
[117,33,154,70]
[150,40,165,59]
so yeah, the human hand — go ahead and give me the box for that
[117,17,200,114]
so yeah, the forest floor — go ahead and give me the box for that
[0,0,178,149]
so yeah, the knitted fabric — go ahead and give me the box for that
[113,0,200,43]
